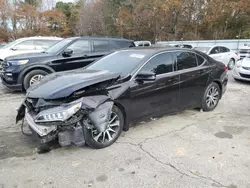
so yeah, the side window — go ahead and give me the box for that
[33,40,58,50]
[14,40,34,50]
[220,47,228,53]
[139,52,173,75]
[196,54,206,65]
[115,41,135,48]
[93,40,115,52]
[210,47,220,54]
[66,40,90,54]
[226,47,230,52]
[175,52,197,70]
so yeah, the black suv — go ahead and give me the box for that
[0,37,135,91]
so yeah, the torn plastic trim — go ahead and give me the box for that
[26,112,57,137]
[80,95,114,133]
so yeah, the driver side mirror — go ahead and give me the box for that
[136,71,156,82]
[62,49,73,57]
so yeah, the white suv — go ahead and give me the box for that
[0,36,62,61]
[194,46,240,70]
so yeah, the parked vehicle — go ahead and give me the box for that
[171,44,193,49]
[194,46,239,70]
[134,41,152,47]
[0,37,62,62]
[16,48,228,149]
[0,37,135,91]
[232,56,250,81]
[0,43,6,48]
[238,49,250,59]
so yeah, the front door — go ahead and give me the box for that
[130,52,180,119]
[174,51,210,108]
[51,39,92,72]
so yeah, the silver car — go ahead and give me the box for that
[232,57,250,81]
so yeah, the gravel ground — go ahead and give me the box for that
[0,73,249,188]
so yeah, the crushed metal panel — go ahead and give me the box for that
[88,101,114,133]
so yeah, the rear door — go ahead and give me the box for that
[51,39,91,71]
[209,47,223,62]
[130,52,180,119]
[220,46,231,65]
[174,51,210,108]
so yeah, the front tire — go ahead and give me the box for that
[84,105,124,149]
[201,82,221,112]
[23,69,48,91]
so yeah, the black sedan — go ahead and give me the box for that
[16,48,228,149]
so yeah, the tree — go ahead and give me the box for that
[25,0,42,8]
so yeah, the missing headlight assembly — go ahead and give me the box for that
[16,95,116,148]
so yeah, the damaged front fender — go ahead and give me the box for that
[80,95,114,133]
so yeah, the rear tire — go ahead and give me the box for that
[23,69,48,91]
[201,82,221,112]
[84,105,124,149]
[227,59,235,70]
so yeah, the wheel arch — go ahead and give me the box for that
[18,65,55,87]
[212,80,223,98]
[114,102,129,131]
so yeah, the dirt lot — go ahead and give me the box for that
[0,73,250,188]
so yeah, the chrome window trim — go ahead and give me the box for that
[131,50,208,81]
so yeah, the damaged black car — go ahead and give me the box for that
[16,48,228,149]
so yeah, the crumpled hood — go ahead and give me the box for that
[241,58,250,67]
[26,69,120,99]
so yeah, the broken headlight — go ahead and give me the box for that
[35,100,82,123]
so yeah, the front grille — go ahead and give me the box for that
[240,73,250,79]
[242,67,250,71]
[239,51,249,54]
[0,60,9,72]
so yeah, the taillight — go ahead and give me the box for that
[235,52,238,56]
[224,65,228,71]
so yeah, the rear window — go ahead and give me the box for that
[115,41,135,48]
[93,40,115,52]
[175,52,198,70]
[196,54,206,65]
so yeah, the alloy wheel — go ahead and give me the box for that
[206,86,219,108]
[91,111,120,144]
[29,74,44,86]
[228,59,235,70]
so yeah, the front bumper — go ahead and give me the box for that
[0,73,22,91]
[232,67,250,81]
[26,112,57,137]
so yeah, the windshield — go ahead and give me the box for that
[44,38,73,54]
[1,39,23,49]
[194,47,211,53]
[86,51,148,76]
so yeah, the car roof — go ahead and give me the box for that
[17,36,63,41]
[66,36,134,42]
[117,46,196,56]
